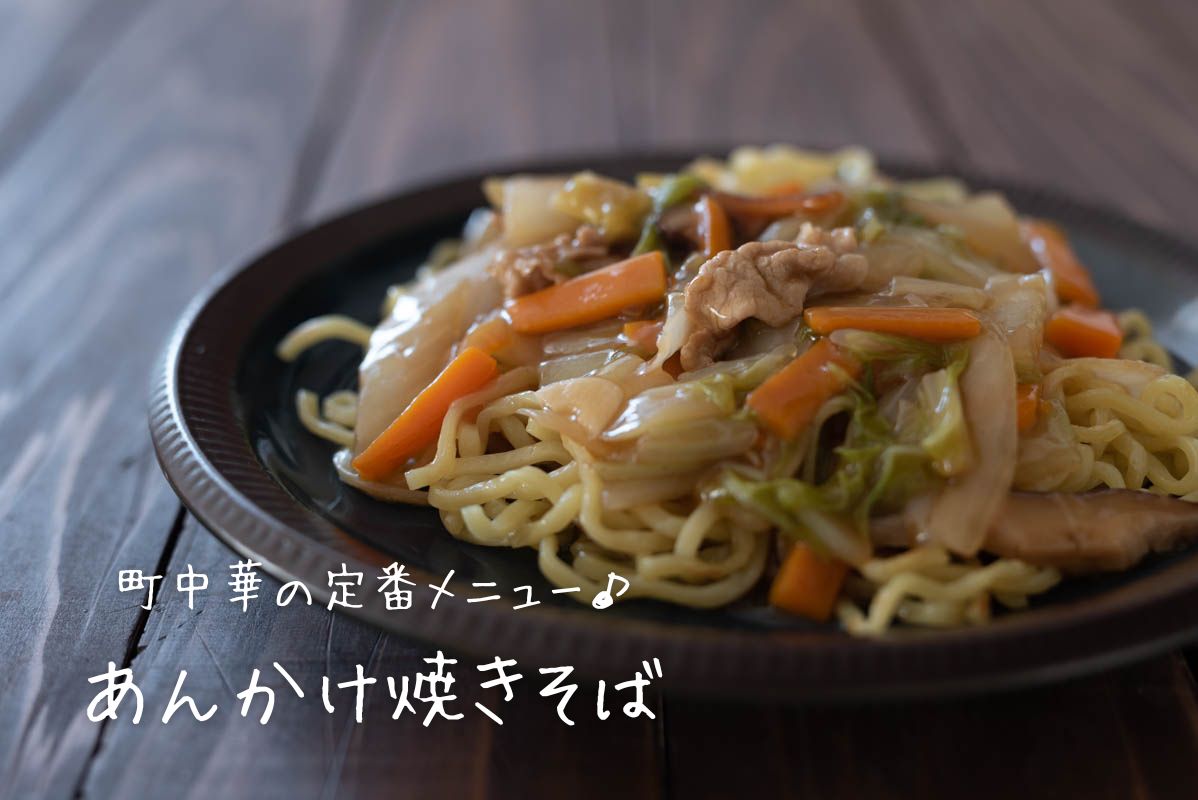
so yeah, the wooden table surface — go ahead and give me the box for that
[3,1,1198,797]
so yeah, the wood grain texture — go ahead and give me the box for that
[872,0,1198,238]
[0,0,358,795]
[83,4,672,794]
[630,0,940,157]
[666,656,1198,799]
[307,0,940,221]
[0,0,1195,798]
[84,519,664,799]
[308,0,623,222]
[94,3,956,794]
[0,0,154,174]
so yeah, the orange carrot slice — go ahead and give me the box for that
[622,319,663,353]
[769,542,849,622]
[747,339,862,440]
[1045,305,1123,359]
[352,347,498,480]
[462,316,513,355]
[1021,219,1101,308]
[507,251,667,335]
[1016,383,1040,433]
[765,180,804,196]
[713,189,845,219]
[803,306,982,342]
[695,194,731,256]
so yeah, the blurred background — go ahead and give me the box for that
[2,1,1198,798]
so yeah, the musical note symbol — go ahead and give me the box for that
[591,572,630,610]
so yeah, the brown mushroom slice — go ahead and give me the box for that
[870,490,1198,574]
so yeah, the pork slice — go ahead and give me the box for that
[870,490,1198,573]
[680,226,867,370]
[487,224,610,298]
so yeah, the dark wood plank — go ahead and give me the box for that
[3,0,1194,797]
[0,0,360,795]
[0,0,154,174]
[638,0,939,159]
[667,655,1198,800]
[83,2,672,796]
[83,520,664,799]
[307,0,623,222]
[662,2,1198,796]
[98,2,951,795]
[308,0,940,222]
[870,0,1198,237]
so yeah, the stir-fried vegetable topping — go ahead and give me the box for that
[1021,219,1100,307]
[769,543,849,621]
[632,173,708,257]
[353,347,499,480]
[552,171,652,242]
[1015,382,1041,433]
[804,306,982,342]
[694,194,732,257]
[507,251,668,334]
[746,339,862,440]
[308,144,1194,636]
[1045,305,1123,358]
[712,188,845,221]
[724,334,972,561]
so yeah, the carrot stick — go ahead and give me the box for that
[747,339,862,440]
[622,319,662,353]
[765,180,804,196]
[462,316,513,355]
[352,347,498,480]
[769,542,849,622]
[713,188,845,219]
[695,194,731,256]
[803,306,982,342]
[1016,383,1040,433]
[1045,305,1123,359]
[1021,219,1100,307]
[506,251,667,335]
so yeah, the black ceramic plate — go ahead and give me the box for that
[150,152,1198,700]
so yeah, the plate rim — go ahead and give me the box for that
[149,149,1198,701]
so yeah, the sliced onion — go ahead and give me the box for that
[898,177,969,203]
[676,346,793,387]
[616,362,675,398]
[925,327,1018,556]
[355,246,502,451]
[603,381,732,441]
[536,377,625,439]
[602,473,703,511]
[542,319,625,356]
[883,276,990,310]
[495,175,578,247]
[864,226,997,288]
[905,193,1038,274]
[648,291,692,371]
[592,353,645,385]
[635,418,758,464]
[797,509,872,565]
[758,216,806,243]
[540,350,621,385]
[461,207,502,251]
[985,273,1049,381]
